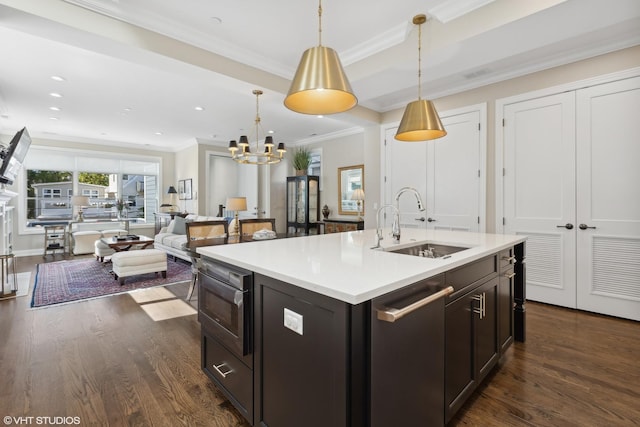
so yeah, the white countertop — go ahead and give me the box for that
[197,228,526,305]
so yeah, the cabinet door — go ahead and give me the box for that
[445,277,500,422]
[445,293,475,421]
[498,267,515,353]
[256,274,348,427]
[475,277,499,383]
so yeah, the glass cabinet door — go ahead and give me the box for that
[286,175,320,235]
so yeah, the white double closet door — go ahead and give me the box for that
[501,75,640,321]
[383,104,486,232]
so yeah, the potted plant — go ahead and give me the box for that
[292,147,311,176]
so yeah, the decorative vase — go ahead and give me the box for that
[322,204,330,219]
[295,169,306,176]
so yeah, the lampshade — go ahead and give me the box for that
[283,1,357,115]
[167,186,178,194]
[395,14,446,142]
[351,189,365,201]
[71,195,90,207]
[226,197,247,212]
[395,99,446,141]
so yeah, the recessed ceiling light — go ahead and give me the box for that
[268,130,275,134]
[317,115,324,119]
[211,17,222,24]
[49,92,63,98]
[51,75,66,82]
[49,106,61,111]
[195,106,205,111]
[155,131,163,136]
[49,117,59,121]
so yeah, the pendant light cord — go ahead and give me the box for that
[318,0,323,46]
[417,20,422,101]
[255,91,261,147]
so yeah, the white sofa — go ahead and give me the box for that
[153,214,226,262]
[72,228,128,255]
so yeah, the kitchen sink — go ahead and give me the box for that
[385,242,469,259]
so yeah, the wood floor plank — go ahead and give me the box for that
[1,254,638,426]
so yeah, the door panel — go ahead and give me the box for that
[576,77,640,321]
[384,105,484,233]
[427,111,481,232]
[207,154,259,219]
[384,127,427,229]
[503,92,577,308]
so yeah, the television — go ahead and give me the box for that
[0,127,31,185]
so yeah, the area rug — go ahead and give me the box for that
[31,258,192,308]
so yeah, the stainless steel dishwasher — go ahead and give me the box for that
[370,273,452,427]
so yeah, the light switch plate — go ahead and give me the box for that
[284,308,303,335]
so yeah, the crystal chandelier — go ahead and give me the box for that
[228,89,286,164]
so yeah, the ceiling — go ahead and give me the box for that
[0,0,639,152]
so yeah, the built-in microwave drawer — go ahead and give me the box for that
[202,333,253,423]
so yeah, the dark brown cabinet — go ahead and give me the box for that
[322,218,364,234]
[253,273,361,427]
[498,248,516,353]
[444,254,503,423]
[286,175,320,235]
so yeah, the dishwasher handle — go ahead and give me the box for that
[376,286,454,323]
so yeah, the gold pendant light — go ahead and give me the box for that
[395,14,446,142]
[284,0,357,115]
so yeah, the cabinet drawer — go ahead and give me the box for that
[202,333,253,422]
[446,255,498,302]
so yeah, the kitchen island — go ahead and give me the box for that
[197,228,526,427]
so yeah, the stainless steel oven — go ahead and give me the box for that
[198,258,253,359]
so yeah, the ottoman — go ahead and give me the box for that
[111,249,167,286]
[72,230,102,255]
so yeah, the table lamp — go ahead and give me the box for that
[351,189,365,220]
[226,197,247,236]
[160,186,178,212]
[71,195,90,222]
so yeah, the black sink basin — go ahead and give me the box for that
[386,242,469,258]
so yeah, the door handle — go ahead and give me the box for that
[579,224,596,230]
[427,217,436,222]
[556,223,574,230]
[415,217,426,222]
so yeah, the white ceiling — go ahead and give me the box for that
[0,0,639,151]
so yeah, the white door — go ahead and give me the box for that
[427,110,483,232]
[207,154,258,219]
[383,104,485,232]
[575,77,640,321]
[503,92,577,308]
[384,126,427,229]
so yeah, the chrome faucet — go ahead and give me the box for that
[374,204,400,248]
[393,187,426,241]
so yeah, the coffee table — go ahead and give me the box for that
[100,235,154,252]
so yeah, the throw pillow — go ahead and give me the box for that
[166,219,176,234]
[173,216,188,235]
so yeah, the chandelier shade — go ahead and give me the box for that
[228,90,286,165]
[284,0,357,115]
[395,14,446,142]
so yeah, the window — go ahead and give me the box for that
[22,147,160,230]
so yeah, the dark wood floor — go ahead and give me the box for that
[1,254,638,426]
